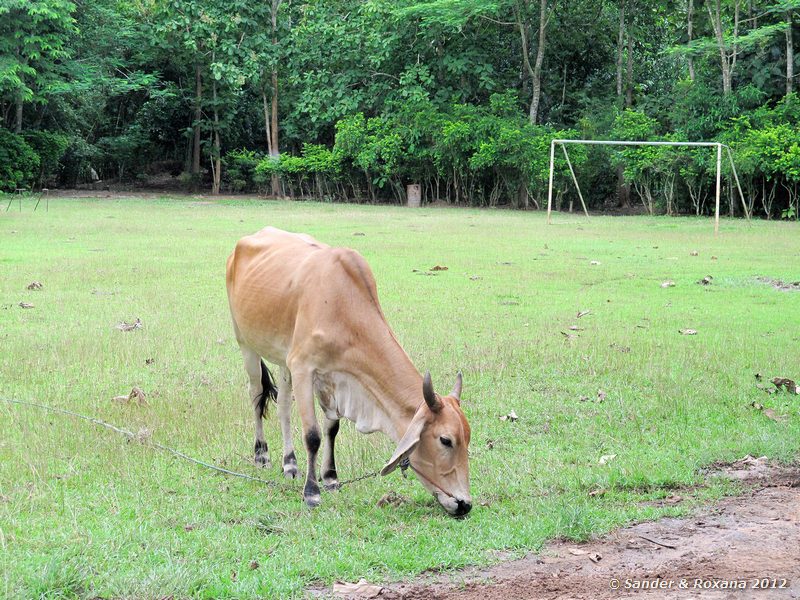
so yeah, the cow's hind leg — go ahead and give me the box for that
[289,366,321,507]
[277,367,298,479]
[321,416,340,491]
[240,347,277,467]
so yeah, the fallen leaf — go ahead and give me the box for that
[679,329,697,335]
[129,386,147,405]
[183,524,195,531]
[660,281,675,288]
[26,281,43,290]
[588,488,606,497]
[579,395,589,402]
[751,401,764,411]
[352,232,365,236]
[711,255,718,260]
[377,491,407,508]
[697,275,713,285]
[18,302,34,309]
[755,373,763,381]
[763,408,783,422]
[576,310,591,318]
[561,331,577,340]
[590,260,601,265]
[588,552,602,563]
[469,275,482,280]
[568,548,588,556]
[145,358,155,365]
[597,390,607,403]
[598,453,616,465]
[499,410,519,422]
[772,377,799,394]
[569,325,583,331]
[115,318,142,331]
[430,265,448,271]
[690,250,699,256]
[333,579,383,599]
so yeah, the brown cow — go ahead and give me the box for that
[226,227,471,515]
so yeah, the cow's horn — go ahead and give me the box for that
[423,371,442,412]
[451,371,462,402]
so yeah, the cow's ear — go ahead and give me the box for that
[381,410,426,476]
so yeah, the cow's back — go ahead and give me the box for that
[226,227,386,367]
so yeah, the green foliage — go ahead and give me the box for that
[23,130,69,186]
[0,128,40,191]
[224,149,264,192]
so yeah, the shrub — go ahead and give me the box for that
[24,131,69,188]
[223,149,264,192]
[0,129,40,192]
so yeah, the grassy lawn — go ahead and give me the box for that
[2,195,799,599]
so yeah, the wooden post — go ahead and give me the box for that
[546,139,555,224]
[561,145,589,219]
[714,143,722,234]
[725,146,749,221]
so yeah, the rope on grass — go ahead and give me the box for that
[0,395,277,487]
[0,395,383,489]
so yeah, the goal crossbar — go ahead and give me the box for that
[546,139,749,233]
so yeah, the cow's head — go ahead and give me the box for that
[381,372,471,516]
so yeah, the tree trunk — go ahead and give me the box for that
[529,0,548,124]
[707,0,739,95]
[616,0,625,101]
[14,92,22,133]
[787,11,795,96]
[687,0,695,81]
[626,32,633,107]
[211,78,221,195]
[262,88,273,156]
[192,64,202,178]
[270,0,283,196]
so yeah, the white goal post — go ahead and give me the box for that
[546,139,749,233]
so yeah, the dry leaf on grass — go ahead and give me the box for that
[772,377,799,394]
[576,310,591,318]
[712,255,718,260]
[352,232,365,236]
[660,281,675,288]
[598,454,616,465]
[112,386,148,406]
[679,328,697,335]
[697,275,713,285]
[249,560,259,570]
[597,390,607,403]
[469,275,482,280]
[26,281,43,290]
[18,302,34,309]
[332,579,383,599]
[561,331,577,340]
[430,265,448,271]
[590,260,601,265]
[763,408,785,422]
[588,488,606,497]
[690,250,699,256]
[568,548,589,556]
[499,410,518,422]
[376,491,407,508]
[115,318,142,331]
[588,552,602,563]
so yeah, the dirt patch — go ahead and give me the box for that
[757,276,800,292]
[375,461,800,600]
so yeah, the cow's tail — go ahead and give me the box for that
[257,359,279,415]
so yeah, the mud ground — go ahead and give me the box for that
[337,458,800,599]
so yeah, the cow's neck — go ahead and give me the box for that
[352,336,421,443]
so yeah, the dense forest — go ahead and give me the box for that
[1,0,798,216]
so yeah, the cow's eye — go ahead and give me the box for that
[440,436,453,447]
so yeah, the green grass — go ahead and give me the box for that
[1,196,799,599]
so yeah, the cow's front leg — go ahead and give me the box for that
[321,416,340,491]
[290,368,321,507]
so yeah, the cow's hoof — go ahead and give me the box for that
[255,454,271,469]
[283,465,299,479]
[304,494,321,508]
[323,480,340,491]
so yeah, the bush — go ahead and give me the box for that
[223,149,264,192]
[0,129,40,192]
[59,136,101,187]
[24,131,69,187]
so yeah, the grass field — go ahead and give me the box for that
[2,195,799,599]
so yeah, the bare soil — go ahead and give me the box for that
[357,459,800,600]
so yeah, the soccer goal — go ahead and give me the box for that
[546,139,749,233]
